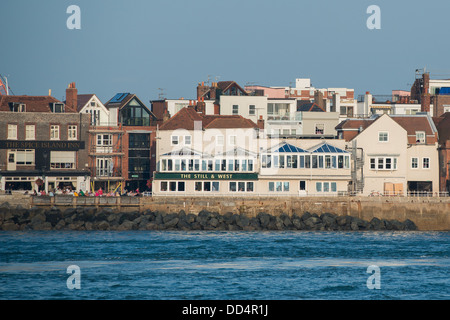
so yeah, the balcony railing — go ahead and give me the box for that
[267,112,302,121]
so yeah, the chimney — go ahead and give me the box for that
[257,115,264,130]
[65,82,78,112]
[48,89,52,96]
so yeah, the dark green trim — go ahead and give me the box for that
[154,172,258,180]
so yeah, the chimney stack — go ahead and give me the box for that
[65,82,78,112]
[257,115,264,130]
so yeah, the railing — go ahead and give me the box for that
[368,191,449,197]
[267,112,302,121]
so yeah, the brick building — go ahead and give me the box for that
[104,93,158,192]
[433,112,450,192]
[0,94,91,193]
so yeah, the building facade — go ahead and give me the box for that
[153,107,351,196]
[0,95,91,193]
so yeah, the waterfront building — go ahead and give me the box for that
[104,92,158,192]
[153,107,351,196]
[433,112,450,192]
[0,93,91,193]
[342,113,440,196]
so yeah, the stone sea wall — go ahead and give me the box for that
[0,202,418,231]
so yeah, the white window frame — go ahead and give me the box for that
[415,131,426,144]
[50,125,60,140]
[171,135,179,146]
[184,135,191,145]
[25,125,35,140]
[232,105,239,115]
[411,157,418,169]
[7,124,17,140]
[249,105,255,115]
[422,157,430,169]
[216,135,224,146]
[229,135,237,145]
[68,125,77,140]
[378,131,389,142]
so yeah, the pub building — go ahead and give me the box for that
[153,107,352,196]
[0,95,91,193]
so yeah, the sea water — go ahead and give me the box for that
[0,230,448,300]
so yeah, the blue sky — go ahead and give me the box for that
[1,0,450,105]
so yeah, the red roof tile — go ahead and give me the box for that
[0,95,65,112]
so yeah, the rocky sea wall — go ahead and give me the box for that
[0,203,418,231]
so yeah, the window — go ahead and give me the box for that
[315,124,324,135]
[7,124,17,140]
[229,135,236,145]
[411,157,418,169]
[97,134,112,146]
[25,125,35,140]
[249,105,255,115]
[370,157,397,170]
[15,149,35,165]
[171,135,179,145]
[160,181,185,192]
[68,125,77,140]
[416,131,426,144]
[423,158,430,169]
[378,132,389,142]
[232,105,239,115]
[230,181,253,192]
[269,181,290,192]
[51,103,64,113]
[299,181,306,191]
[50,151,75,169]
[195,181,219,192]
[217,135,224,146]
[315,181,337,193]
[50,125,60,140]
[11,103,26,112]
[184,135,191,145]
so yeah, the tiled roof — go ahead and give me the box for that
[159,107,258,131]
[0,95,65,112]
[76,94,95,112]
[390,115,435,136]
[335,118,374,130]
[434,112,450,143]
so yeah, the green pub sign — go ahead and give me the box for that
[154,172,258,180]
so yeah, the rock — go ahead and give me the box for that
[257,212,271,228]
[369,217,385,230]
[2,222,19,231]
[163,217,179,229]
[403,219,417,231]
[96,220,110,230]
[292,218,305,230]
[117,220,135,231]
[304,216,320,229]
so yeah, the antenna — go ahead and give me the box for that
[158,88,165,100]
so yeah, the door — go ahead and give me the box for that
[7,151,16,171]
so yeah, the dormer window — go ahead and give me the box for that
[415,131,426,144]
[10,103,26,112]
[51,103,65,113]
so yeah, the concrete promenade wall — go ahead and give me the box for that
[1,194,449,231]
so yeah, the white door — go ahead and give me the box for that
[7,151,16,171]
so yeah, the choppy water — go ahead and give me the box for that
[0,231,448,300]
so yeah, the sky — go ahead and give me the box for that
[1,0,450,105]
